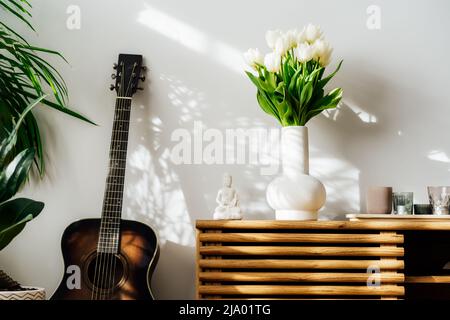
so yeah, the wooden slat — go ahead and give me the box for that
[199,233,403,244]
[199,272,404,283]
[195,229,202,299]
[405,276,450,284]
[379,232,399,300]
[196,220,450,231]
[199,285,404,296]
[199,259,404,270]
[203,230,222,299]
[200,246,404,257]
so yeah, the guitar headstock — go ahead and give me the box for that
[110,54,146,97]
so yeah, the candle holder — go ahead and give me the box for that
[427,186,450,215]
[392,192,413,215]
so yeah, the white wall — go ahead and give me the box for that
[1,0,450,299]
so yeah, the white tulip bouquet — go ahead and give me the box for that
[244,24,343,126]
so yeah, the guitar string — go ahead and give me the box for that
[102,63,126,299]
[105,62,136,299]
[104,71,125,299]
[91,62,124,300]
[107,63,137,298]
[101,95,119,300]
[91,107,112,301]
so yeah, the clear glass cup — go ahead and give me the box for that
[427,186,450,215]
[392,192,413,215]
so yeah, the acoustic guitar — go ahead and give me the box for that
[52,54,159,300]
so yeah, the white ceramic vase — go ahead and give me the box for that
[266,126,326,220]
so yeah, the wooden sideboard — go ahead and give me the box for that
[196,220,450,300]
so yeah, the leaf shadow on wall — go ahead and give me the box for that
[312,57,436,216]
[123,75,198,299]
[311,60,389,218]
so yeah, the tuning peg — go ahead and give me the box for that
[141,66,147,71]
[109,84,116,91]
[137,87,144,91]
[111,74,117,79]
[113,63,118,70]
[139,76,146,82]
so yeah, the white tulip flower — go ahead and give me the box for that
[265,30,282,49]
[243,48,264,69]
[295,43,314,63]
[304,23,323,43]
[275,36,290,56]
[264,52,281,73]
[312,39,333,66]
[285,29,300,49]
[296,29,307,44]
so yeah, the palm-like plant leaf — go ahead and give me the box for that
[0,98,45,251]
[0,198,44,250]
[0,0,95,175]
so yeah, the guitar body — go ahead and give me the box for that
[52,219,159,300]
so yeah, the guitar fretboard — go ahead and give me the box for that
[98,97,132,253]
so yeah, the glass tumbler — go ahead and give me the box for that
[392,192,413,215]
[428,186,450,215]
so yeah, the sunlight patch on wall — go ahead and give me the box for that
[125,144,195,246]
[428,150,450,163]
[344,100,377,123]
[138,5,244,73]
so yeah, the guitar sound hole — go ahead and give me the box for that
[87,253,126,291]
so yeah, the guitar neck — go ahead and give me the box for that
[98,97,132,253]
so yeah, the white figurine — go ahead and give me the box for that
[213,173,242,220]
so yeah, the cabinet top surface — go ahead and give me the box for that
[196,220,450,231]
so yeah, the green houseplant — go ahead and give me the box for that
[244,25,343,220]
[0,98,45,298]
[0,0,93,297]
[0,0,94,175]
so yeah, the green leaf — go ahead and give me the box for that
[274,82,285,96]
[0,95,45,168]
[279,100,294,126]
[0,148,35,203]
[288,68,302,96]
[282,60,290,85]
[274,99,289,122]
[307,66,324,85]
[22,91,97,125]
[246,71,267,93]
[306,87,343,121]
[300,82,313,107]
[318,60,343,89]
[256,90,281,123]
[270,71,280,88]
[0,0,34,30]
[0,198,44,250]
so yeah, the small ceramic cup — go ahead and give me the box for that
[366,186,393,214]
